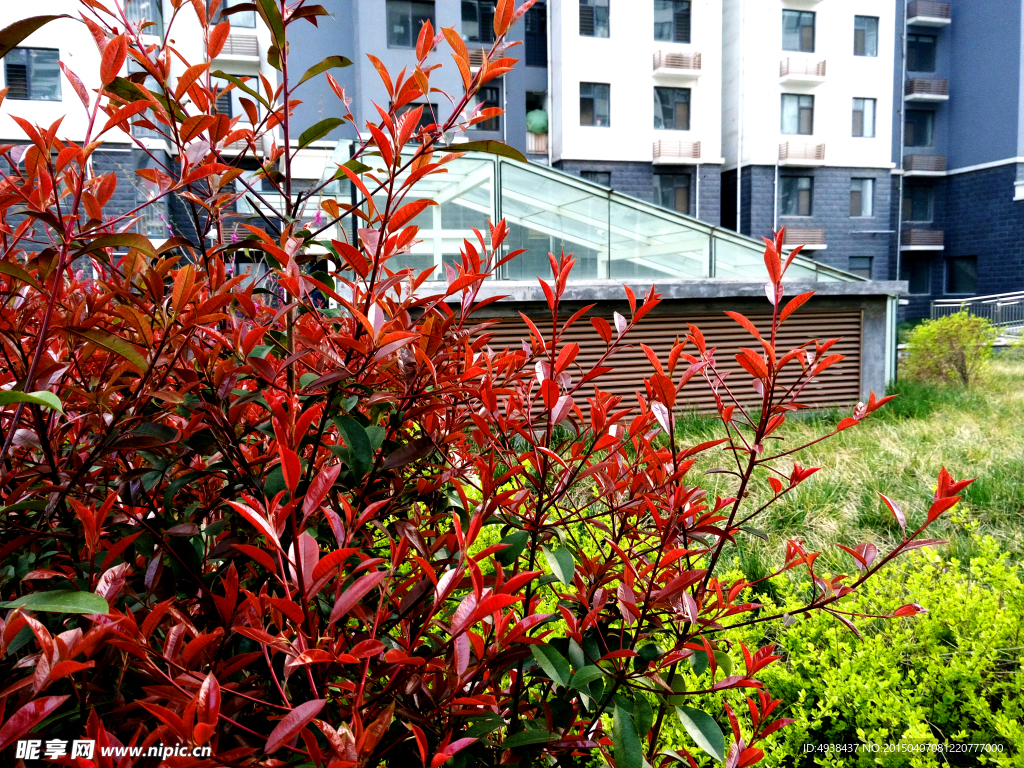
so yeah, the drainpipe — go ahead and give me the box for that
[736,0,744,234]
[896,3,907,282]
[546,0,553,167]
[695,165,700,220]
[773,162,779,232]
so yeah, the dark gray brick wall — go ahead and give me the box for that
[696,164,721,226]
[555,159,655,201]
[739,165,894,282]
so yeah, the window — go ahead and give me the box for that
[907,34,936,72]
[654,87,690,130]
[469,86,500,131]
[654,0,690,44]
[581,170,611,186]
[852,98,876,138]
[850,178,874,217]
[463,0,496,43]
[848,256,873,278]
[395,102,439,131]
[387,1,434,48]
[127,0,164,36]
[525,3,547,66]
[580,0,609,37]
[4,48,61,102]
[782,10,815,52]
[905,109,934,147]
[220,0,257,28]
[655,173,691,215]
[901,258,931,294]
[216,90,233,118]
[580,82,610,126]
[781,94,814,135]
[946,256,977,295]
[853,16,878,56]
[135,154,170,238]
[780,176,812,216]
[903,185,933,222]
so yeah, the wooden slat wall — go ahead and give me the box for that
[483,310,863,413]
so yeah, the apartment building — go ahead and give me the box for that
[720,0,897,282]
[892,0,1024,320]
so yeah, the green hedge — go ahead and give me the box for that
[724,537,1024,766]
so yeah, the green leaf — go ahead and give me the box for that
[542,545,575,585]
[502,729,553,749]
[0,15,69,60]
[676,706,725,763]
[299,118,346,150]
[0,260,42,290]
[0,590,110,615]
[464,713,504,739]
[334,416,372,479]
[495,530,529,566]
[713,650,733,678]
[255,0,285,46]
[72,329,148,371]
[76,233,156,258]
[531,644,570,687]
[336,158,371,176]
[569,665,604,689]
[211,70,271,110]
[0,390,63,413]
[689,649,709,677]
[448,140,527,163]
[613,701,643,768]
[297,55,353,86]
[633,695,654,741]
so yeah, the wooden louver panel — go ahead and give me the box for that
[482,310,863,414]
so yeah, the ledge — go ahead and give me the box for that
[432,279,908,303]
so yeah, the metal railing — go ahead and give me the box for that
[219,34,259,57]
[904,154,946,173]
[783,228,826,246]
[653,140,701,161]
[902,228,944,247]
[779,142,826,162]
[780,57,827,77]
[907,1,952,21]
[653,51,702,71]
[905,78,949,97]
[932,291,1024,326]
[526,132,548,154]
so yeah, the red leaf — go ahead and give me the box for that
[100,35,127,85]
[266,699,327,753]
[311,548,358,582]
[927,496,959,522]
[891,603,927,618]
[279,445,301,494]
[233,544,278,573]
[329,569,388,623]
[779,291,814,323]
[836,417,859,432]
[226,501,281,550]
[0,696,69,750]
[878,493,906,532]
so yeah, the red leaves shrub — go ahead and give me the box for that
[0,1,969,765]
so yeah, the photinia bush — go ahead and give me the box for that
[904,311,999,387]
[0,1,971,766]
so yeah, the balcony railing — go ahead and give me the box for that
[903,154,946,173]
[779,57,826,78]
[779,142,826,163]
[526,132,548,154]
[907,1,952,24]
[653,51,702,72]
[933,291,1024,326]
[218,34,259,58]
[902,229,945,247]
[782,228,826,247]
[468,48,486,69]
[905,78,949,99]
[653,140,701,162]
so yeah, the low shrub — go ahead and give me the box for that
[904,312,999,387]
[727,536,1024,766]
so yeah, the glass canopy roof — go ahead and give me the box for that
[300,147,862,283]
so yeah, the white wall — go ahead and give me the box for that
[722,0,896,171]
[551,0,723,165]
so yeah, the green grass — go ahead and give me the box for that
[675,360,1024,577]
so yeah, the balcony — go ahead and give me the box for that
[653,51,703,79]
[907,0,951,27]
[217,33,259,60]
[905,78,949,101]
[779,142,826,166]
[903,154,946,176]
[653,140,701,164]
[779,57,826,85]
[468,48,486,69]
[222,124,260,155]
[526,131,548,155]
[901,229,944,250]
[782,228,826,250]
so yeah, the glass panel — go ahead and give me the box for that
[387,157,496,276]
[127,0,164,36]
[854,16,878,56]
[947,257,977,294]
[223,0,257,28]
[501,163,607,279]
[713,235,767,280]
[610,202,707,279]
[907,34,936,72]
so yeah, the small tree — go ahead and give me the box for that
[904,311,998,386]
[0,2,970,766]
